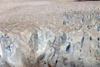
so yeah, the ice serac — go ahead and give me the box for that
[0,2,100,67]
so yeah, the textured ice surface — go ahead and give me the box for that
[0,2,100,67]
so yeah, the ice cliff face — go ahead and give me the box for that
[0,5,100,67]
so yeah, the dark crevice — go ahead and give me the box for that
[66,43,71,52]
[81,36,84,48]
[51,50,56,60]
[90,36,92,41]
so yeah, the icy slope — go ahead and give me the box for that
[0,2,100,67]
